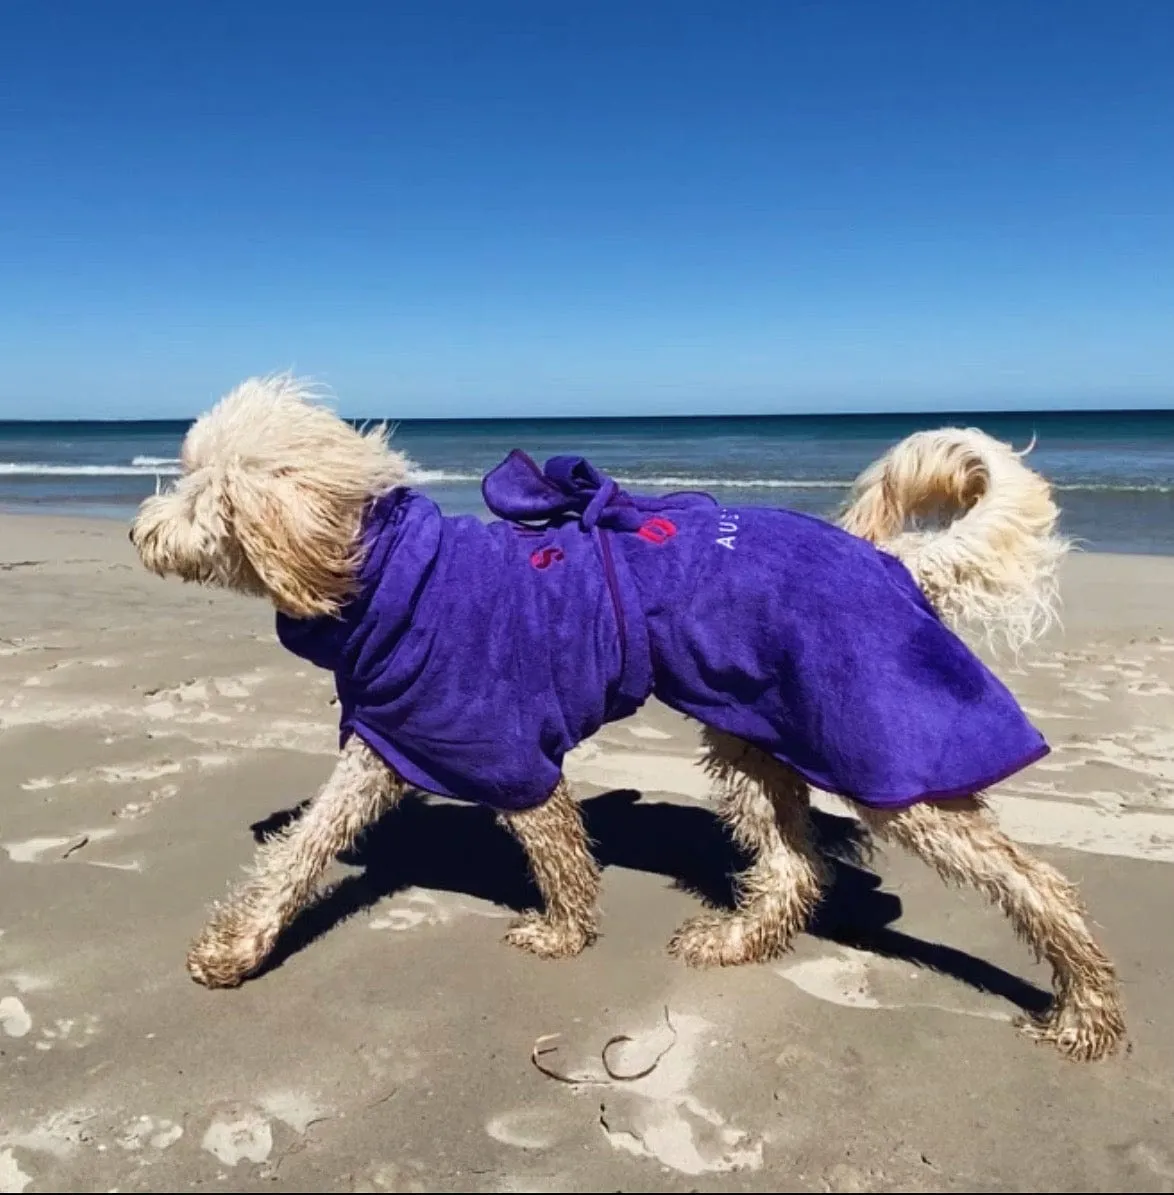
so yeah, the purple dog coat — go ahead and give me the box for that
[277,452,1048,812]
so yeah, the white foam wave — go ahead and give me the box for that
[405,468,481,484]
[402,469,850,489]
[131,455,181,467]
[0,462,183,478]
[1055,482,1174,494]
[405,471,1174,494]
[0,461,1169,495]
[617,474,849,490]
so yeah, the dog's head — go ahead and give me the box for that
[130,374,407,618]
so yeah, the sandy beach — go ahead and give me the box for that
[2,512,1174,1194]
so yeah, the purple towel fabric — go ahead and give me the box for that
[277,451,1048,811]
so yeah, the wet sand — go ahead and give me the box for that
[2,514,1173,1192]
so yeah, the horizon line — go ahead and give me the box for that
[2,404,1174,427]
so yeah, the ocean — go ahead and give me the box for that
[1,410,1173,554]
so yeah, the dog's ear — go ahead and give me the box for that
[223,464,365,619]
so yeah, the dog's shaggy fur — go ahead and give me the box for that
[839,426,1067,656]
[131,374,1125,1061]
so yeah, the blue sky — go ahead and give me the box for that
[1,0,1172,420]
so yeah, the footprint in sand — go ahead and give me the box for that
[144,672,266,709]
[0,1108,98,1169]
[2,830,117,864]
[201,1112,273,1166]
[22,758,188,792]
[0,1148,33,1194]
[116,784,180,820]
[0,997,32,1038]
[0,697,119,733]
[1128,680,1174,697]
[200,1094,327,1167]
[34,1014,100,1051]
[368,888,509,932]
[2,830,140,872]
[117,1115,184,1152]
[22,752,235,815]
[19,774,79,792]
[485,1109,567,1151]
[777,947,1010,1022]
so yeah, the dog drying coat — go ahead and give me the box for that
[276,452,1049,812]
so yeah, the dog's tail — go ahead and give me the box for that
[838,427,1068,654]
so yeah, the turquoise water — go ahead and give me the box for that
[1,410,1173,553]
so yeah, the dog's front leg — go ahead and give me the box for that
[187,738,404,988]
[499,778,600,959]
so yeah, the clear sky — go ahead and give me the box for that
[1,0,1172,420]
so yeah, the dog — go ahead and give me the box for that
[129,374,1124,1062]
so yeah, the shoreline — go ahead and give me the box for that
[5,504,1174,564]
[5,502,1174,554]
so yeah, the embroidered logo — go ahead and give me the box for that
[636,516,677,545]
[715,508,740,551]
[530,545,565,570]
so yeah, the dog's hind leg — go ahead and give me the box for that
[500,777,600,959]
[669,729,827,967]
[186,737,404,988]
[856,795,1125,1061]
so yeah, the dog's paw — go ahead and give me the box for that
[186,922,275,989]
[667,913,782,968]
[503,912,593,959]
[1015,995,1127,1062]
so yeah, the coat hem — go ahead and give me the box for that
[807,740,1052,810]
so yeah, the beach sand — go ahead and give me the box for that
[2,513,1174,1193]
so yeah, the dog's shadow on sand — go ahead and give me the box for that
[251,790,1051,1016]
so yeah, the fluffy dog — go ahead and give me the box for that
[130,374,1124,1062]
